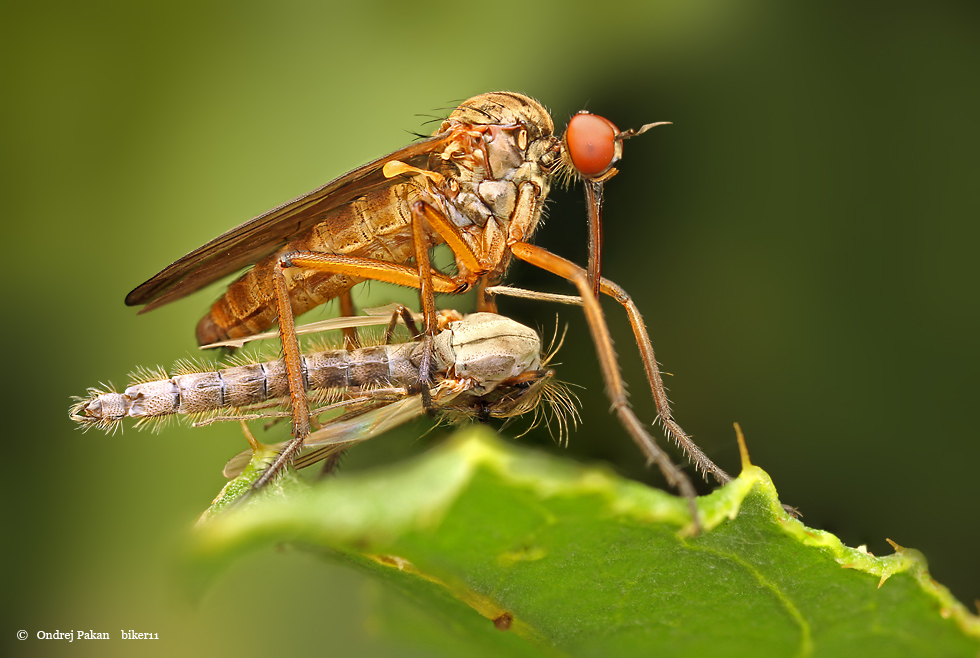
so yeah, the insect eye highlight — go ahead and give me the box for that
[565,112,620,178]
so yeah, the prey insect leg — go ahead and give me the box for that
[383,304,423,344]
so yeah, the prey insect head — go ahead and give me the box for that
[433,312,542,396]
[453,367,580,447]
[470,368,555,419]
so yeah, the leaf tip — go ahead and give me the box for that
[885,537,906,553]
[733,422,753,472]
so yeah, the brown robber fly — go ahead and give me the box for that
[124,91,730,511]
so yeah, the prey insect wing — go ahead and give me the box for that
[201,305,423,349]
[227,396,425,478]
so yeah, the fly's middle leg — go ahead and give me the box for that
[237,185,488,489]
[409,200,438,411]
[241,239,473,488]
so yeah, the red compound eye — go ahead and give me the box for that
[565,112,620,178]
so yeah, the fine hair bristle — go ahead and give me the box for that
[170,357,221,378]
[69,388,125,435]
[540,380,582,447]
[540,317,568,367]
[134,413,175,434]
[554,147,579,190]
[128,365,169,386]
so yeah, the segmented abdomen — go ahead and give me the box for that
[196,182,443,345]
[75,340,428,426]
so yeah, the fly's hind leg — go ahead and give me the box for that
[249,257,313,491]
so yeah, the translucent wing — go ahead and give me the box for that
[201,305,422,349]
[220,396,432,478]
[126,132,452,312]
[303,395,428,446]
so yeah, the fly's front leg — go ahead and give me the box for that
[511,242,730,484]
[486,273,731,486]
[598,276,730,485]
[510,241,703,527]
[407,198,487,411]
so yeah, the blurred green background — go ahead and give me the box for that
[3,1,978,655]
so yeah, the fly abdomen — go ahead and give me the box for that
[194,183,433,347]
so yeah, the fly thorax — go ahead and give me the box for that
[433,313,542,395]
[431,93,559,256]
[436,121,551,227]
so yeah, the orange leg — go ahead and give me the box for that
[411,201,439,410]
[510,242,725,525]
[512,241,730,484]
[249,201,482,490]
[475,276,499,313]
[338,290,358,349]
[280,252,467,293]
[250,259,313,490]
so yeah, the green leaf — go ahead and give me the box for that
[187,429,980,657]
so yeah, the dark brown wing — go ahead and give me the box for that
[126,131,452,313]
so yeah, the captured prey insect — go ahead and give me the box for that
[122,91,730,509]
[71,311,578,486]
